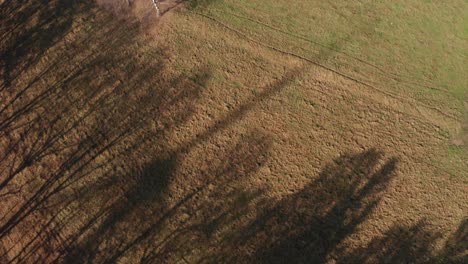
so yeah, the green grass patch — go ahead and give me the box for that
[194,0,467,112]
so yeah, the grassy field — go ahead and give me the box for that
[179,0,467,176]
[192,0,466,104]
[0,0,466,263]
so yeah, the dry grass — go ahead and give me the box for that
[0,0,466,263]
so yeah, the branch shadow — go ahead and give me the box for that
[47,67,298,264]
[0,1,301,263]
[0,0,87,89]
[0,0,207,261]
[5,1,459,264]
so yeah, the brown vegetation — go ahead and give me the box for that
[0,0,466,263]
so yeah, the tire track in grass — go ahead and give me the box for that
[209,8,454,95]
[190,11,461,122]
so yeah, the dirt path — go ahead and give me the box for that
[158,0,184,15]
[97,0,184,18]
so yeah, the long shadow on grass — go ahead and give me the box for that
[0,1,302,262]
[57,130,271,263]
[340,218,467,264]
[0,0,90,89]
[192,149,395,263]
[49,68,299,263]
[215,149,464,264]
[0,0,208,261]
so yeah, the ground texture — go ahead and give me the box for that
[0,0,467,263]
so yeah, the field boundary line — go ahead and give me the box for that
[210,8,453,95]
[190,11,460,122]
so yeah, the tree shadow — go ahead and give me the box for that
[0,1,301,262]
[5,1,460,264]
[0,0,89,89]
[58,156,177,263]
[341,218,467,264]
[442,219,468,264]
[203,149,396,263]
[57,129,271,263]
[0,0,207,261]
[45,67,298,264]
[208,149,463,264]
